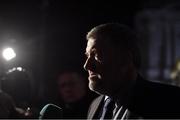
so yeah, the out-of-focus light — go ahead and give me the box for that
[177,60,180,71]
[7,67,25,74]
[170,70,177,80]
[17,67,22,71]
[2,47,16,61]
[7,67,26,74]
[7,67,16,73]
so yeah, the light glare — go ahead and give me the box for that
[17,67,22,71]
[2,47,16,61]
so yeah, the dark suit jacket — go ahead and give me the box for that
[87,75,180,119]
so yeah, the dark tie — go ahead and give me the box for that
[100,97,115,119]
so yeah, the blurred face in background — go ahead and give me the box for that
[57,72,86,103]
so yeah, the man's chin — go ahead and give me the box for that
[89,80,98,89]
[88,75,99,81]
[88,81,105,95]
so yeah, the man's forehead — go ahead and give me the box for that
[86,38,96,52]
[88,38,96,46]
[58,74,80,82]
[86,38,114,52]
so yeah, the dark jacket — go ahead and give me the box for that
[87,75,180,119]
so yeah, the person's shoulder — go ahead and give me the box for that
[129,76,180,118]
[132,75,180,106]
[0,90,15,105]
[87,95,104,119]
[91,95,104,104]
[88,95,104,111]
[136,75,180,91]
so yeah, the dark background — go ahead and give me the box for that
[0,0,179,107]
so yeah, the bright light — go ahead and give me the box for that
[7,67,25,73]
[17,67,23,71]
[2,47,16,61]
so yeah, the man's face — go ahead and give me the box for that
[58,73,86,103]
[84,38,131,96]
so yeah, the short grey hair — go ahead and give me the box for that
[86,23,141,69]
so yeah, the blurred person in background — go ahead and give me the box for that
[0,88,32,118]
[0,89,17,118]
[2,68,31,109]
[1,68,38,118]
[55,69,98,119]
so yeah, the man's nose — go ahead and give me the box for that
[83,58,89,71]
[84,57,96,72]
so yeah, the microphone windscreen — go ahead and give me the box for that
[39,103,63,119]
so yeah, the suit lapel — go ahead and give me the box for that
[87,95,104,119]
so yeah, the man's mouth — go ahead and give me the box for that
[89,74,101,81]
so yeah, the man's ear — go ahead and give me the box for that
[115,49,133,67]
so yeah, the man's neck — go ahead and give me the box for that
[111,71,138,106]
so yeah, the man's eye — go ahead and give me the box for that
[95,54,101,62]
[85,53,89,58]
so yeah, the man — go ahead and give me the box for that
[84,23,180,119]
[0,89,30,118]
[55,70,97,118]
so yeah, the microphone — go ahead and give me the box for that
[39,103,63,119]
